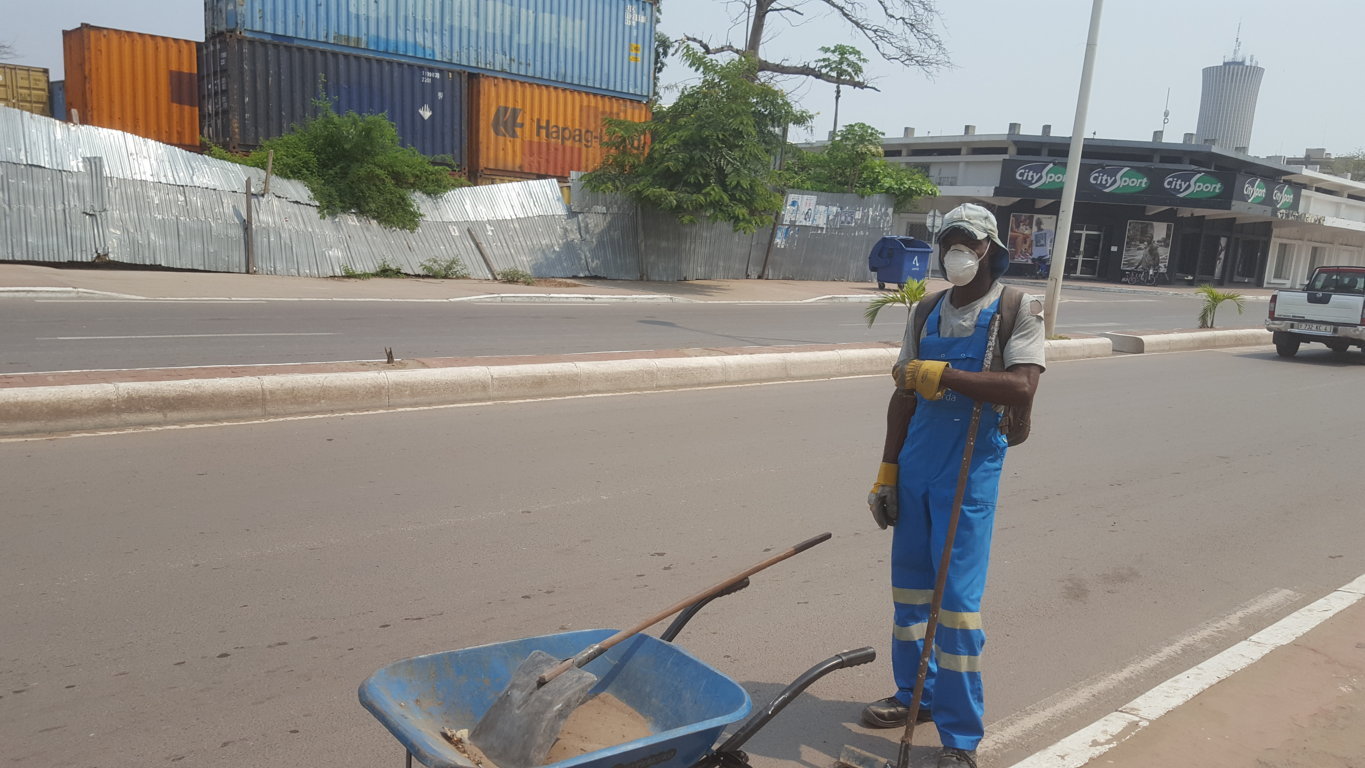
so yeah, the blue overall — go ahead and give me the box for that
[891,296,1006,751]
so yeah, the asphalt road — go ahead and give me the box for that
[2,344,1361,768]
[1,290,1265,374]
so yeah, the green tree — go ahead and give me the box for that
[787,122,937,210]
[813,44,867,134]
[1324,150,1365,182]
[209,100,465,231]
[582,46,812,233]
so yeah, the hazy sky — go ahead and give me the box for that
[6,0,1361,158]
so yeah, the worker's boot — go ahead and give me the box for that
[937,748,977,768]
[859,696,932,728]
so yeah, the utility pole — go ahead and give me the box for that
[1043,0,1104,338]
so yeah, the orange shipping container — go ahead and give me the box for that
[469,75,649,182]
[63,24,199,150]
[0,64,52,116]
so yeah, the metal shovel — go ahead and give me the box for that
[471,532,833,768]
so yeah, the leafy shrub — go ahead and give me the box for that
[420,256,470,279]
[210,100,467,230]
[497,268,536,286]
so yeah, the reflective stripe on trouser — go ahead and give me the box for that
[889,294,1005,752]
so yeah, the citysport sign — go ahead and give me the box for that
[1088,166,1150,194]
[1000,160,1233,208]
[1012,162,1067,190]
[1233,173,1301,213]
[1163,171,1225,199]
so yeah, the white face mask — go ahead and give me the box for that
[943,244,983,286]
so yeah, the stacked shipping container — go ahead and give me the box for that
[199,0,654,181]
[468,76,649,182]
[14,3,655,181]
[201,35,468,162]
[203,0,656,101]
[63,24,199,150]
[0,64,51,116]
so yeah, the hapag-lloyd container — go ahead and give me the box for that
[469,75,649,181]
[201,35,468,162]
[0,64,51,116]
[204,0,655,102]
[63,24,199,149]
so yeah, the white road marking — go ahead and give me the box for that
[38,332,337,340]
[1002,576,1365,767]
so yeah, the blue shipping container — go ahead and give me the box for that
[201,34,467,162]
[204,0,655,102]
[49,80,66,120]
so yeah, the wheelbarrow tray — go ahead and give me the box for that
[359,629,752,768]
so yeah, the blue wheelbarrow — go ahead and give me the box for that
[360,578,875,768]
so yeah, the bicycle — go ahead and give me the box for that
[1122,267,1157,286]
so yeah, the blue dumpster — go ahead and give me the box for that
[868,237,932,289]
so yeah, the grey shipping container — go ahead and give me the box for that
[201,34,467,163]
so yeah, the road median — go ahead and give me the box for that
[0,336,1194,438]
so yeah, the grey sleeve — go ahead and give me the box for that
[895,303,919,366]
[1002,292,1047,371]
[891,303,920,384]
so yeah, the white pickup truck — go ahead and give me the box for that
[1266,265,1365,358]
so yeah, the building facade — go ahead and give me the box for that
[838,127,1365,288]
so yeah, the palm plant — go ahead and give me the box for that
[1196,284,1245,328]
[865,279,928,327]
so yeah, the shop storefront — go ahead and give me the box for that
[994,160,1283,284]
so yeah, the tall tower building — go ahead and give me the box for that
[1195,38,1264,153]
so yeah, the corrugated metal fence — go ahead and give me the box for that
[0,107,892,281]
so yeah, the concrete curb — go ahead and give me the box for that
[0,347,907,437]
[0,287,142,299]
[1101,328,1271,354]
[0,336,1210,438]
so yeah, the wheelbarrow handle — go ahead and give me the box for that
[538,533,833,687]
[701,647,877,763]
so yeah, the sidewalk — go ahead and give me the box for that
[1014,580,1365,768]
[0,262,1276,302]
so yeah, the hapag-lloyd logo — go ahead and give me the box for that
[1242,178,1267,205]
[1164,171,1225,199]
[1272,183,1296,209]
[1089,166,1149,194]
[1014,162,1066,190]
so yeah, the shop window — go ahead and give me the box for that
[1272,243,1292,281]
[1308,246,1326,279]
[1235,241,1262,280]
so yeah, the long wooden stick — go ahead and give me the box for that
[537,532,832,686]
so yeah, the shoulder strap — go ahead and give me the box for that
[998,285,1025,347]
[912,289,948,345]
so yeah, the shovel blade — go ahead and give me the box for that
[470,650,597,768]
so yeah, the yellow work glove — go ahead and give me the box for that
[867,462,899,529]
[897,359,949,400]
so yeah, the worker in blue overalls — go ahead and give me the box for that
[863,203,1046,768]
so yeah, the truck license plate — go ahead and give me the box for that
[1293,322,1334,333]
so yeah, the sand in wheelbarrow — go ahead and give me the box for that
[445,693,651,767]
[545,693,652,763]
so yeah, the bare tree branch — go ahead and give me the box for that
[679,35,748,58]
[758,59,879,90]
[817,0,948,72]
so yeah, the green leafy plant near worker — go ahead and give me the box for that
[864,279,928,327]
[1196,284,1245,328]
[208,99,467,231]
